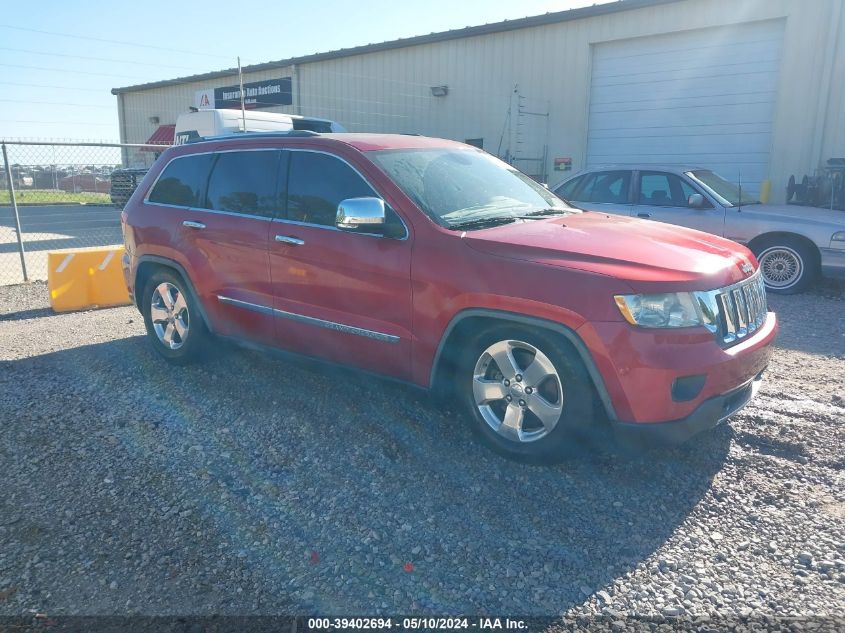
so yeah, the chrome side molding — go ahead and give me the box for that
[217,295,400,344]
[218,295,274,315]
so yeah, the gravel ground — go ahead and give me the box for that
[0,281,843,624]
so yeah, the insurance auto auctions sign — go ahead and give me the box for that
[193,77,293,110]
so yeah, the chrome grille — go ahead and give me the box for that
[715,272,767,345]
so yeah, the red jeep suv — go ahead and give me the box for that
[121,133,777,461]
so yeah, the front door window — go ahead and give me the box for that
[638,171,699,207]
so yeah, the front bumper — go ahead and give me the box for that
[611,372,763,447]
[576,311,777,424]
[821,247,845,279]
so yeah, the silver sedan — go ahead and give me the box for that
[552,166,845,293]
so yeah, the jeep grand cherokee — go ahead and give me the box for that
[121,133,777,461]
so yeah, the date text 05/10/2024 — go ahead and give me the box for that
[306,617,528,630]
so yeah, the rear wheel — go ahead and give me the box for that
[753,236,818,294]
[141,269,210,364]
[459,326,597,462]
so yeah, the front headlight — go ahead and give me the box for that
[832,231,845,244]
[614,291,718,331]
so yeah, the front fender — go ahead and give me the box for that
[421,306,618,421]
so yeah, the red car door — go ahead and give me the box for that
[150,148,279,346]
[268,148,413,380]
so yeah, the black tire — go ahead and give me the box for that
[752,236,818,295]
[141,269,210,364]
[458,325,597,463]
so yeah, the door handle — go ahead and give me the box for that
[182,220,206,229]
[637,213,651,219]
[275,235,305,246]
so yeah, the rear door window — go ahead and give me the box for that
[585,171,631,204]
[563,171,631,204]
[206,150,281,217]
[148,154,213,207]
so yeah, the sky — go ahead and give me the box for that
[0,0,612,141]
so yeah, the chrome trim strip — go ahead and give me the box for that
[732,288,748,337]
[217,295,274,316]
[756,282,766,324]
[716,269,763,295]
[719,293,736,342]
[269,216,386,239]
[217,295,400,344]
[273,307,401,343]
[742,284,756,333]
[181,207,274,222]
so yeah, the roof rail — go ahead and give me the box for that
[187,130,321,144]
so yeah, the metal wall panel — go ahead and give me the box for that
[115,0,843,202]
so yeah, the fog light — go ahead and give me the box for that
[671,374,706,402]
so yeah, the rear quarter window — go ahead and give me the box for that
[148,154,214,207]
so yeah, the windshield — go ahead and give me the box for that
[687,169,759,207]
[369,148,575,229]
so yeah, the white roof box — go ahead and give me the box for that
[174,109,346,145]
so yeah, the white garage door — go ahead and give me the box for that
[587,20,784,197]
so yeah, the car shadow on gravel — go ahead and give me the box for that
[732,429,808,465]
[0,335,733,615]
[0,306,54,321]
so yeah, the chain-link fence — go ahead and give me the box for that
[1,140,169,285]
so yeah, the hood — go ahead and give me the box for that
[462,212,756,291]
[739,203,845,228]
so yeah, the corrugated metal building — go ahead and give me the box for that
[112,0,844,202]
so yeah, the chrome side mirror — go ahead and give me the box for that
[688,193,706,209]
[336,197,386,230]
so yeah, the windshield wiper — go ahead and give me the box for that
[441,201,528,221]
[447,216,518,230]
[516,208,570,218]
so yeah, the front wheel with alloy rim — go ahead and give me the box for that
[752,237,818,294]
[142,270,210,364]
[460,326,597,462]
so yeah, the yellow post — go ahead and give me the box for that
[759,179,772,203]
